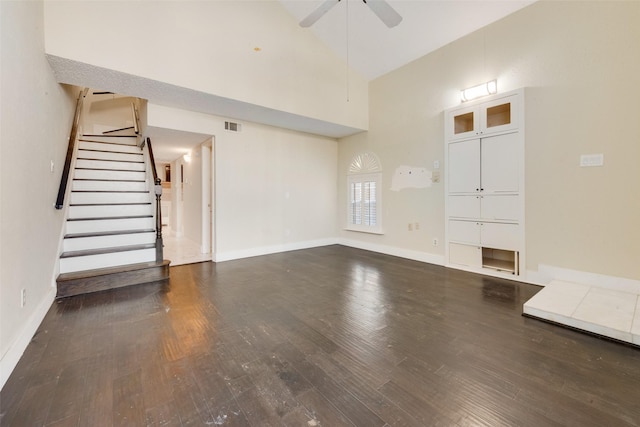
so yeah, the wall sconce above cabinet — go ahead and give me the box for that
[461,80,497,102]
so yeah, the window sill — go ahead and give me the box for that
[344,227,384,235]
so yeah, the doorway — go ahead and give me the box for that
[201,140,214,255]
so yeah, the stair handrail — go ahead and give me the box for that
[143,137,164,262]
[131,102,142,145]
[55,87,89,210]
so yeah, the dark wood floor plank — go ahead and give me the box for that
[78,352,114,426]
[378,380,458,426]
[234,385,282,427]
[144,400,183,427]
[306,350,424,427]
[45,357,90,425]
[288,388,354,427]
[290,358,386,426]
[112,369,146,427]
[164,358,215,425]
[2,245,640,427]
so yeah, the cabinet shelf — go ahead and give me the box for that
[482,248,518,274]
[454,112,474,135]
[486,103,511,129]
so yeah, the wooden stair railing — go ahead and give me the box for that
[55,87,89,210]
[142,137,163,262]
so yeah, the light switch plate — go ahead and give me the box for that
[580,154,604,167]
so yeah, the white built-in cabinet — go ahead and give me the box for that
[444,90,524,277]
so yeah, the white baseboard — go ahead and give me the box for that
[0,286,56,390]
[534,264,640,294]
[214,237,446,267]
[214,238,338,262]
[337,238,445,266]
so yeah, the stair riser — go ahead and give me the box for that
[72,180,148,192]
[77,149,143,163]
[70,192,151,205]
[63,232,156,252]
[59,248,156,273]
[56,261,170,298]
[80,136,138,145]
[75,159,145,171]
[66,217,155,234]
[74,169,146,181]
[68,204,153,219]
[78,141,141,154]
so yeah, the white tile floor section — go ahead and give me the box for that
[523,280,640,345]
[162,226,212,266]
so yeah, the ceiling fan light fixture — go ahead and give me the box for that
[299,0,402,29]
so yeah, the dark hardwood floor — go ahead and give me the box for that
[2,245,639,426]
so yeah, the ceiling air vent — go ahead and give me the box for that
[224,121,241,132]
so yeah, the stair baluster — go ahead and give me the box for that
[145,137,163,262]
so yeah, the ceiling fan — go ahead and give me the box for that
[300,0,403,28]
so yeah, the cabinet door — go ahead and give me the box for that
[448,139,480,193]
[447,105,478,140]
[449,220,480,245]
[481,195,519,221]
[481,133,519,193]
[448,195,480,218]
[449,243,482,267]
[480,95,518,136]
[480,222,519,250]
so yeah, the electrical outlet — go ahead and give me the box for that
[408,223,413,231]
[21,289,26,307]
[415,222,420,230]
[432,238,439,247]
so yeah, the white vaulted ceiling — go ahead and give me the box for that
[47,0,536,154]
[279,0,535,80]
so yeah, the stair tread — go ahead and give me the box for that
[78,149,142,156]
[71,190,150,194]
[78,140,139,148]
[70,202,151,206]
[73,179,146,182]
[65,229,156,239]
[82,134,139,138]
[67,215,153,221]
[75,167,145,172]
[61,243,156,258]
[57,259,170,282]
[77,158,144,164]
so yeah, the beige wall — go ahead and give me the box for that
[338,1,640,281]
[0,1,77,386]
[43,0,368,132]
[82,94,137,134]
[147,105,338,261]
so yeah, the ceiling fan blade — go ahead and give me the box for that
[364,0,403,28]
[300,0,340,28]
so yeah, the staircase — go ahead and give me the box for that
[56,133,169,298]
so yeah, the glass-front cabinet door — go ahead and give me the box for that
[447,94,519,140]
[447,104,479,141]
[480,95,518,136]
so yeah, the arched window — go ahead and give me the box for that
[347,152,382,234]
